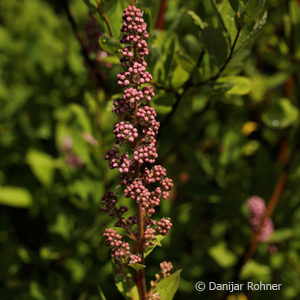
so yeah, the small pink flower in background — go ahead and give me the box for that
[61,135,84,169]
[61,135,73,151]
[247,195,274,242]
[247,195,266,218]
[65,153,84,168]
[82,131,98,146]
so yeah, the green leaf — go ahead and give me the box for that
[241,260,270,280]
[181,34,203,61]
[114,270,139,300]
[175,51,196,73]
[208,242,237,268]
[83,0,97,10]
[99,35,122,56]
[229,0,240,12]
[129,263,146,271]
[144,235,165,258]
[102,0,126,38]
[97,287,107,300]
[39,246,60,260]
[236,11,268,53]
[242,0,266,24]
[69,179,104,203]
[65,258,86,283]
[210,0,232,44]
[49,213,73,240]
[163,36,176,82]
[250,72,287,102]
[26,149,55,187]
[242,140,260,156]
[192,90,209,113]
[0,187,33,208]
[70,103,93,133]
[153,34,176,85]
[219,130,241,166]
[262,98,299,129]
[153,93,176,107]
[217,0,238,42]
[218,76,252,95]
[267,228,293,243]
[202,26,229,67]
[171,65,189,89]
[208,81,235,95]
[175,89,193,120]
[152,269,182,300]
[187,11,206,30]
[278,98,299,128]
[29,281,46,300]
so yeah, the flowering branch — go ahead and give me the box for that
[102,6,174,300]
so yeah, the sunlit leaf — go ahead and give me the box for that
[99,34,122,55]
[26,149,55,187]
[187,11,206,30]
[218,76,252,95]
[0,187,33,208]
[171,65,189,89]
[268,228,293,243]
[241,260,270,280]
[129,263,146,271]
[98,287,107,300]
[208,242,237,268]
[152,269,182,300]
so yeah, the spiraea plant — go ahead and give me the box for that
[102,5,181,300]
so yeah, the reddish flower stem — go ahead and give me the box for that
[156,0,168,30]
[133,145,147,299]
[136,202,147,299]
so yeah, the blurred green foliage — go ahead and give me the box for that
[1,0,300,299]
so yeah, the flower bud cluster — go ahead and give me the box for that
[102,191,128,218]
[105,148,120,169]
[103,228,136,264]
[124,180,150,207]
[103,6,173,283]
[159,261,173,278]
[144,227,156,247]
[148,293,161,300]
[156,218,172,236]
[143,165,166,184]
[129,254,142,265]
[247,196,274,242]
[114,121,138,144]
[133,143,158,164]
[119,154,134,174]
